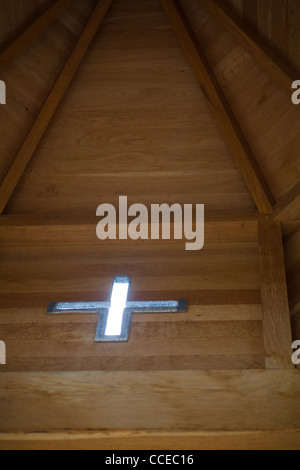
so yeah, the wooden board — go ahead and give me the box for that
[0,370,299,434]
[184,0,300,202]
[0,0,113,215]
[0,230,264,372]
[3,0,256,217]
[1,430,300,451]
[0,0,98,187]
[258,221,293,369]
[0,0,75,72]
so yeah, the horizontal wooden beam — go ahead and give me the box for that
[0,0,113,216]
[0,0,75,73]
[258,221,294,369]
[274,182,300,221]
[0,213,264,246]
[1,430,300,450]
[0,371,299,434]
[197,0,297,92]
[160,0,274,215]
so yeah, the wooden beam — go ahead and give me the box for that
[0,0,75,73]
[0,371,299,434]
[0,213,262,246]
[0,0,113,216]
[160,0,274,215]
[258,221,294,369]
[274,182,300,221]
[1,430,300,451]
[197,0,297,92]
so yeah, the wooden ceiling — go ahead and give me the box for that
[0,0,299,450]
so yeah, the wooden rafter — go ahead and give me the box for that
[0,0,113,216]
[0,0,75,73]
[258,221,294,369]
[274,182,300,221]
[197,0,297,93]
[160,0,275,215]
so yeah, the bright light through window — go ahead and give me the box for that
[105,279,130,336]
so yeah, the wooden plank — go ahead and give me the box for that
[0,0,75,72]
[258,221,294,369]
[198,0,297,91]
[0,370,299,432]
[0,0,113,215]
[274,181,300,221]
[1,429,300,450]
[160,0,274,215]
[0,214,261,246]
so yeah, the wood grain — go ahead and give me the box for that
[160,0,274,214]
[0,0,75,72]
[0,0,112,215]
[284,223,300,344]
[274,181,300,221]
[0,370,299,432]
[258,221,293,369]
[1,429,299,450]
[197,0,297,91]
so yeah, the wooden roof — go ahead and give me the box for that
[0,0,299,450]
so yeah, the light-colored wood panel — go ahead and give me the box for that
[186,0,300,202]
[5,337,264,358]
[6,177,254,216]
[0,0,113,215]
[0,289,262,309]
[161,0,274,214]
[4,0,257,217]
[0,355,265,373]
[0,244,261,293]
[1,429,299,450]
[0,0,99,186]
[0,370,299,432]
[0,305,263,325]
[0,216,260,246]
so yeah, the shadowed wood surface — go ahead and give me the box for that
[284,224,300,343]
[0,0,75,73]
